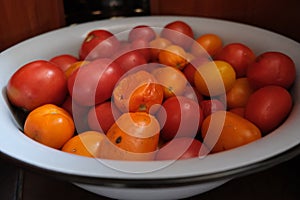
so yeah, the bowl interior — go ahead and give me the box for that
[0,16,300,181]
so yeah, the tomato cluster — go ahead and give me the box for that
[6,20,296,160]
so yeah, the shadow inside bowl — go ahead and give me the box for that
[2,87,27,131]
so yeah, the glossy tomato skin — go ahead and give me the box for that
[49,54,78,72]
[244,85,293,135]
[156,96,204,141]
[61,95,90,132]
[246,51,296,89]
[114,50,147,72]
[214,43,256,78]
[79,30,120,60]
[7,60,68,111]
[128,25,156,42]
[130,39,151,61]
[200,99,226,119]
[183,56,210,86]
[160,20,194,50]
[201,111,261,153]
[87,101,122,134]
[67,58,124,106]
[155,137,208,160]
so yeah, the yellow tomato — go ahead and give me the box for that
[194,60,236,97]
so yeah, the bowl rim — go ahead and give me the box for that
[1,16,300,185]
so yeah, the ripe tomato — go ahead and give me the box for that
[201,111,261,153]
[194,60,236,97]
[182,85,204,103]
[149,37,172,61]
[226,77,254,109]
[191,33,223,57]
[229,107,245,117]
[62,131,105,157]
[6,60,68,111]
[97,112,160,161]
[130,39,151,61]
[152,66,187,98]
[183,56,210,86]
[200,99,226,119]
[24,104,75,149]
[87,101,122,134]
[155,137,208,160]
[114,50,147,72]
[244,85,293,135]
[64,61,90,78]
[156,96,204,141]
[128,25,156,42]
[246,51,296,89]
[79,29,120,60]
[68,58,124,106]
[61,95,90,132]
[158,45,188,70]
[113,70,164,114]
[49,54,78,72]
[215,43,256,78]
[160,20,194,50]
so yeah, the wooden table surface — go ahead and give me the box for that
[1,154,300,200]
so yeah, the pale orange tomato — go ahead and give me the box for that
[97,112,160,161]
[152,66,187,98]
[62,131,105,157]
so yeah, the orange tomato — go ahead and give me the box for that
[113,70,164,114]
[152,66,187,98]
[226,77,254,109]
[24,104,75,149]
[65,61,89,78]
[149,37,172,61]
[62,131,105,157]
[97,112,160,161]
[201,111,261,153]
[194,60,236,97]
[158,45,188,70]
[191,33,223,57]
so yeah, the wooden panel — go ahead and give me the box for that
[0,0,65,51]
[150,0,300,42]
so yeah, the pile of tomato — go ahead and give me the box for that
[6,20,296,161]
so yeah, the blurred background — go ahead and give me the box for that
[0,0,299,51]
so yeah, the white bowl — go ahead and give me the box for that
[1,16,300,200]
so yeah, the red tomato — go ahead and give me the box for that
[114,50,147,72]
[200,99,226,119]
[130,39,151,61]
[214,43,256,78]
[246,51,296,89]
[155,137,208,160]
[160,20,194,50]
[61,95,90,132]
[128,25,156,42]
[49,54,78,72]
[156,96,204,141]
[229,107,245,117]
[244,85,293,135]
[182,85,204,103]
[87,101,122,134]
[79,29,120,60]
[6,60,68,111]
[67,58,124,106]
